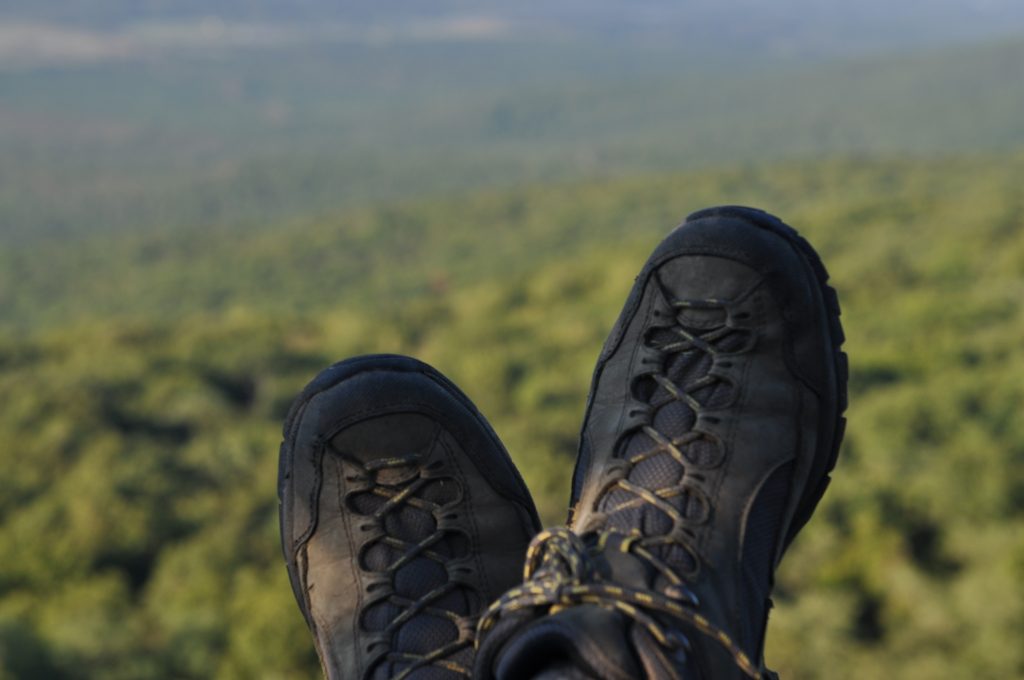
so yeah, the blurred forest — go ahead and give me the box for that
[2,2,1024,678]
[2,156,1024,678]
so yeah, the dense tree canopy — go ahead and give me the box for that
[1,155,1023,678]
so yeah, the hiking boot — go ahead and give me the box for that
[279,354,542,679]
[476,206,847,679]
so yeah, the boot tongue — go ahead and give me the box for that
[493,606,643,680]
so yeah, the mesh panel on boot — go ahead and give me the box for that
[395,559,447,598]
[599,311,751,574]
[652,400,696,436]
[348,461,476,679]
[395,614,459,655]
[384,505,437,542]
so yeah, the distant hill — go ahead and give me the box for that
[2,34,1023,240]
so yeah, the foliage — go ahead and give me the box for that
[2,155,1024,677]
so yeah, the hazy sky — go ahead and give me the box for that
[3,0,1024,67]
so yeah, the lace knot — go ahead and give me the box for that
[480,527,763,679]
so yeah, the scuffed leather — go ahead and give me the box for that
[571,211,842,679]
[279,356,542,679]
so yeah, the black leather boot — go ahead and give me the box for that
[476,207,847,679]
[279,354,541,679]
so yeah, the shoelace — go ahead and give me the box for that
[476,527,763,679]
[479,293,762,678]
[584,294,751,569]
[340,446,477,680]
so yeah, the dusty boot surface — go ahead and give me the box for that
[477,206,847,679]
[279,354,541,679]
